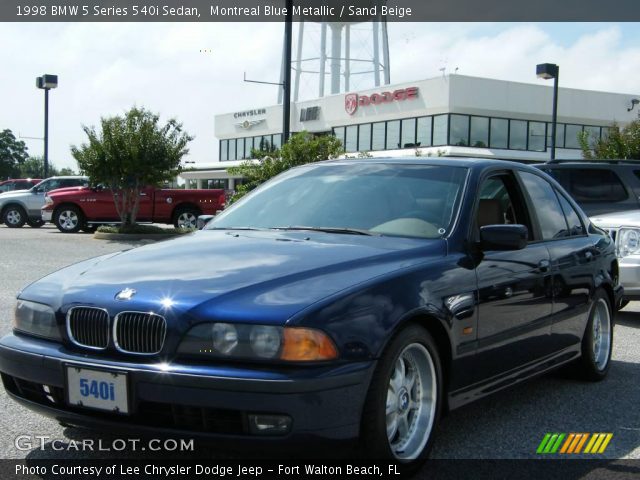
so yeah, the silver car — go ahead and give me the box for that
[591,210,640,308]
[0,176,88,228]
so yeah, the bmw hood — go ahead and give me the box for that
[21,230,445,325]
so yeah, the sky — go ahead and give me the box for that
[1,21,640,171]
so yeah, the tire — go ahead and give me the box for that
[576,289,614,381]
[2,205,27,228]
[360,325,442,465]
[53,206,84,233]
[27,219,45,228]
[173,207,199,229]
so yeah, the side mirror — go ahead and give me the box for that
[480,224,528,251]
[197,214,215,230]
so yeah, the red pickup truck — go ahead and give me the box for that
[41,186,225,233]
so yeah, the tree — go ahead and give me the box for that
[0,129,29,179]
[16,156,77,178]
[580,120,640,160]
[227,131,343,203]
[72,107,192,226]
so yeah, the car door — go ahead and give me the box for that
[518,171,594,352]
[135,187,154,221]
[473,171,553,381]
[26,179,60,216]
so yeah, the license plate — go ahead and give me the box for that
[66,365,129,414]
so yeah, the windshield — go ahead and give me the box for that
[209,163,468,239]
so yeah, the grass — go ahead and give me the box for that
[96,224,196,235]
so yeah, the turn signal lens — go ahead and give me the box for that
[280,328,338,361]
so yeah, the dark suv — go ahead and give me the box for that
[536,160,640,216]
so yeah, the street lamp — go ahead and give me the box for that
[36,74,58,177]
[536,63,559,160]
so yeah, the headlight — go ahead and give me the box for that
[13,300,61,341]
[178,323,337,362]
[616,228,640,258]
[212,323,238,354]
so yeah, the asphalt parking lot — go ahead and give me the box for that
[0,225,638,460]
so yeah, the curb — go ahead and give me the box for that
[93,232,179,241]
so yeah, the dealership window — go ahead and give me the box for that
[450,114,469,146]
[345,125,358,152]
[565,124,583,149]
[228,138,236,161]
[528,122,546,152]
[416,117,432,147]
[330,114,604,155]
[583,126,601,148]
[490,118,508,149]
[220,140,228,161]
[371,122,386,150]
[272,134,282,150]
[432,115,448,146]
[547,123,566,149]
[509,120,527,150]
[386,120,400,150]
[359,123,372,151]
[401,118,416,148]
[205,179,229,189]
[333,126,345,146]
[470,116,489,148]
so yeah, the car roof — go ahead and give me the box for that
[316,156,535,170]
[537,160,640,167]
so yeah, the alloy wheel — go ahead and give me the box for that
[386,343,437,460]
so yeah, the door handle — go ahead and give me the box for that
[537,259,550,273]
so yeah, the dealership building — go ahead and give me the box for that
[180,74,639,189]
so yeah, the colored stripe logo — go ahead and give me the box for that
[537,433,613,454]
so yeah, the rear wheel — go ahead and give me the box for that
[577,289,613,381]
[361,325,442,466]
[173,207,199,229]
[54,206,83,233]
[3,205,26,228]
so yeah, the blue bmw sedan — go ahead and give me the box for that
[0,158,622,465]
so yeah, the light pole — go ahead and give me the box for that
[536,63,559,160]
[36,74,58,177]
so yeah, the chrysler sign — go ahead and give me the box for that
[345,87,419,115]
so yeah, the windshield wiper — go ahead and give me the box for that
[271,226,378,236]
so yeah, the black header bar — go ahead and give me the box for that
[1,0,640,22]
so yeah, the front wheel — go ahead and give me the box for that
[3,205,27,228]
[577,289,613,381]
[361,325,442,465]
[54,206,83,233]
[173,208,199,229]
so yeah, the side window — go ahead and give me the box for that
[43,180,61,192]
[569,169,627,203]
[476,174,533,240]
[519,172,568,240]
[556,191,585,237]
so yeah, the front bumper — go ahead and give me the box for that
[41,209,52,222]
[0,334,375,443]
[620,255,640,300]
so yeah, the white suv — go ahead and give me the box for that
[0,176,88,228]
